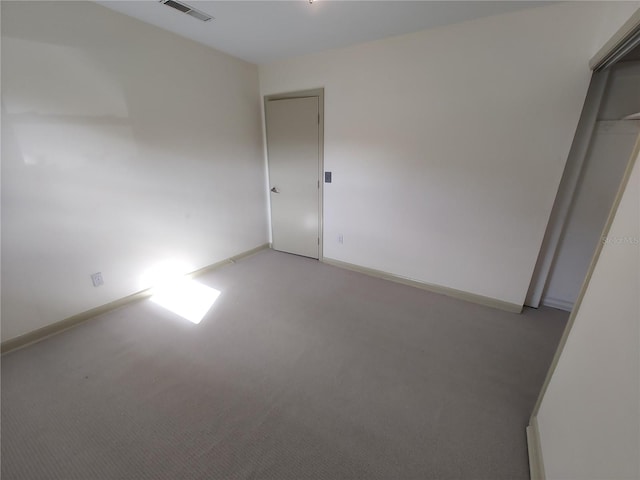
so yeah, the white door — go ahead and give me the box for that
[266,96,320,259]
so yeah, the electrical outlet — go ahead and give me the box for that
[338,234,344,244]
[91,272,104,287]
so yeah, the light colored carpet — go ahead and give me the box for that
[1,249,567,479]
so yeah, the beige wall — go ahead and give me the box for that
[1,1,268,340]
[260,2,640,308]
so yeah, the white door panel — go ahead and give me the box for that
[266,97,320,259]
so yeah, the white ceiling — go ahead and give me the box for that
[96,1,547,65]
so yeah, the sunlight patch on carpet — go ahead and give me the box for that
[150,278,220,324]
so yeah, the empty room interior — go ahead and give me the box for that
[2,1,639,479]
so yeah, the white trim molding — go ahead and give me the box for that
[590,8,640,71]
[541,296,574,312]
[323,257,522,313]
[1,244,270,355]
[527,416,547,480]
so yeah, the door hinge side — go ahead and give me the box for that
[318,238,320,245]
[318,113,320,124]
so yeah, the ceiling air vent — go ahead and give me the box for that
[159,0,213,22]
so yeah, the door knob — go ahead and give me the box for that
[270,187,280,193]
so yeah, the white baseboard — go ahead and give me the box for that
[527,416,546,480]
[322,257,523,313]
[1,244,270,355]
[542,296,574,312]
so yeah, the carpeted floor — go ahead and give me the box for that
[1,249,567,479]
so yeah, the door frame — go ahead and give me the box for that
[264,88,325,260]
[527,11,640,308]
[527,10,640,477]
